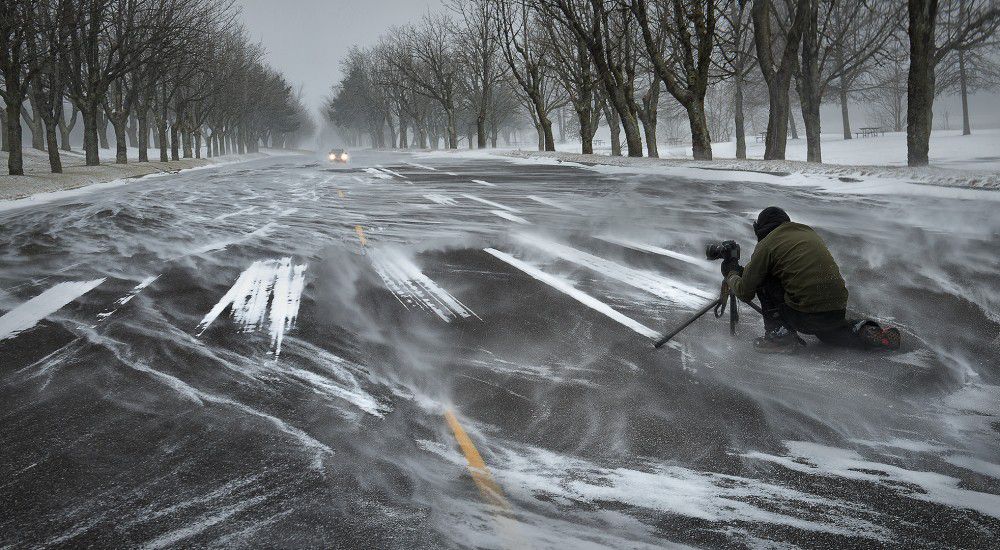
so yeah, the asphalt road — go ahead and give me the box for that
[1,151,998,549]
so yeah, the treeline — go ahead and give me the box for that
[1,0,315,176]
[326,0,998,167]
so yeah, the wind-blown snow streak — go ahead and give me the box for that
[406,162,437,171]
[596,235,714,270]
[491,210,530,224]
[425,194,457,206]
[744,441,1000,520]
[213,206,257,221]
[461,193,520,212]
[370,250,479,322]
[381,168,407,179]
[196,258,307,356]
[472,179,496,187]
[97,275,159,320]
[484,248,659,340]
[191,221,278,256]
[0,279,106,341]
[527,195,574,211]
[515,234,712,307]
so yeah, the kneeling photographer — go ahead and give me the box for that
[723,207,900,353]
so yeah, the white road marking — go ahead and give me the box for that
[97,275,160,320]
[596,235,715,270]
[425,194,458,206]
[461,193,520,212]
[0,279,106,341]
[527,195,574,212]
[484,248,660,340]
[406,162,437,171]
[491,210,530,225]
[514,234,712,307]
[472,179,496,187]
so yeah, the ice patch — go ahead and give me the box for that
[425,194,458,206]
[744,441,1000,520]
[527,195,574,211]
[484,248,660,341]
[0,279,106,341]
[515,234,713,307]
[370,249,480,322]
[596,235,714,270]
[472,179,496,187]
[491,210,530,224]
[196,258,308,356]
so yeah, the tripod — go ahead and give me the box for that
[653,279,764,349]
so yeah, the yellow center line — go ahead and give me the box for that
[444,409,510,510]
[338,189,345,198]
[354,225,367,248]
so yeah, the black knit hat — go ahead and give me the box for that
[753,206,791,241]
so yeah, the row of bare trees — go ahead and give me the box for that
[325,0,998,167]
[1,0,314,176]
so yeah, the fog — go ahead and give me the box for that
[237,0,446,114]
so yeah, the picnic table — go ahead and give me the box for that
[755,131,767,142]
[856,127,883,138]
[593,139,605,147]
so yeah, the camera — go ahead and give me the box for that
[705,240,740,262]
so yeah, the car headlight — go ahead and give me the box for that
[328,153,336,160]
[341,154,349,161]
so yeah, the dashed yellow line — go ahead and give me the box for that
[444,409,510,509]
[354,225,367,248]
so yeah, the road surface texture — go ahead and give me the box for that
[2,151,998,549]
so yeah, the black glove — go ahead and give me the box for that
[721,258,743,277]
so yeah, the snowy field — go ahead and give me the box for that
[553,128,1000,173]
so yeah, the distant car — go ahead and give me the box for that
[328,149,349,163]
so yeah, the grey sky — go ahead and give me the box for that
[236,0,444,115]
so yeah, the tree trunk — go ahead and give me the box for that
[170,123,180,160]
[0,108,7,152]
[686,103,712,160]
[959,49,971,135]
[24,101,45,150]
[5,102,24,175]
[157,118,168,162]
[734,73,747,159]
[137,111,149,162]
[539,113,555,152]
[399,119,409,148]
[763,83,791,160]
[58,107,76,151]
[640,112,658,158]
[906,0,938,167]
[788,101,800,140]
[127,114,138,147]
[194,132,202,159]
[797,0,822,162]
[109,114,128,164]
[604,102,622,156]
[840,84,852,140]
[182,127,192,158]
[477,117,487,149]
[81,103,101,166]
[577,107,594,155]
[43,117,61,173]
[98,110,110,149]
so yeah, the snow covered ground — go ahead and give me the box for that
[0,147,301,206]
[556,128,1000,173]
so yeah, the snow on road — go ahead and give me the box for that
[595,235,715,270]
[490,210,530,224]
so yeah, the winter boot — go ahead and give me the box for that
[858,324,901,350]
[754,327,803,353]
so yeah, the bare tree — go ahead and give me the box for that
[751,0,810,160]
[0,0,44,174]
[630,0,718,160]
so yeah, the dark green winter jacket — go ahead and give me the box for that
[726,222,848,313]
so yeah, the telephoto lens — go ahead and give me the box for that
[705,241,726,260]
